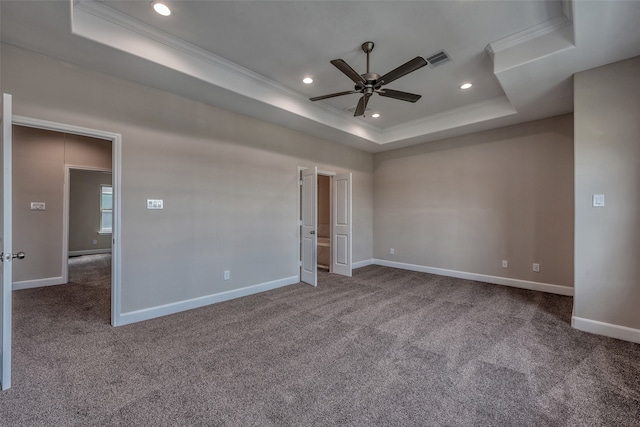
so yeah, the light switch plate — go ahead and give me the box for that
[592,194,605,207]
[147,199,164,210]
[30,202,46,211]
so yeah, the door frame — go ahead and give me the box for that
[297,166,338,283]
[12,115,123,326]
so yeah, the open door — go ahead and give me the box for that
[332,172,352,277]
[1,94,13,390]
[300,167,317,286]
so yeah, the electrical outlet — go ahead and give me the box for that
[390,248,395,255]
[92,240,97,245]
[533,263,540,272]
[224,270,230,280]
[502,260,508,268]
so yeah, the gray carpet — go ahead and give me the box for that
[1,255,639,426]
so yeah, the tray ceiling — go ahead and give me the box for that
[2,0,640,152]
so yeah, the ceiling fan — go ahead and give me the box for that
[310,41,428,117]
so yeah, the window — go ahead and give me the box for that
[100,185,113,234]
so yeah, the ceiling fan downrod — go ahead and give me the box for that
[362,41,374,74]
[360,41,379,95]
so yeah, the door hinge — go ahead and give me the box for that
[299,180,303,186]
[299,261,302,267]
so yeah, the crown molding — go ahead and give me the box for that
[75,0,307,101]
[382,96,516,143]
[486,14,572,57]
[562,0,574,24]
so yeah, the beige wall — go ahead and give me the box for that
[2,45,374,313]
[69,169,113,254]
[574,55,640,330]
[12,125,112,283]
[373,115,574,287]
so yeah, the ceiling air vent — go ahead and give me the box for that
[425,50,451,68]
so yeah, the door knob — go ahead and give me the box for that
[310,231,315,234]
[0,252,25,262]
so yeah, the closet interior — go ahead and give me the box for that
[317,175,331,271]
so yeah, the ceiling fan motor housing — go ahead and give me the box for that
[356,72,381,94]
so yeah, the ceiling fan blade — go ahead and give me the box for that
[379,56,428,85]
[354,94,371,117]
[378,89,422,103]
[331,59,366,84]
[310,90,357,101]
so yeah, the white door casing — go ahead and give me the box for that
[300,167,317,286]
[332,172,352,277]
[1,94,13,390]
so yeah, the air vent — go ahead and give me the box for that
[425,50,451,68]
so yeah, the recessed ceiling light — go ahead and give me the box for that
[459,82,473,90]
[371,113,381,118]
[302,77,314,84]
[152,2,172,16]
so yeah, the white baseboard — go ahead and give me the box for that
[572,316,640,344]
[373,259,574,296]
[13,276,66,290]
[117,275,300,326]
[69,249,112,256]
[352,259,374,269]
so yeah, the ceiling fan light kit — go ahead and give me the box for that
[310,41,428,117]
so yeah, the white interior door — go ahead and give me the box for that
[1,94,13,390]
[300,167,317,286]
[332,172,352,277]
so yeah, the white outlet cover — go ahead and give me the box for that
[147,199,164,210]
[592,194,605,207]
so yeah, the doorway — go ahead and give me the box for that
[66,168,113,279]
[64,168,113,309]
[12,116,122,326]
[299,166,352,286]
[317,174,331,272]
